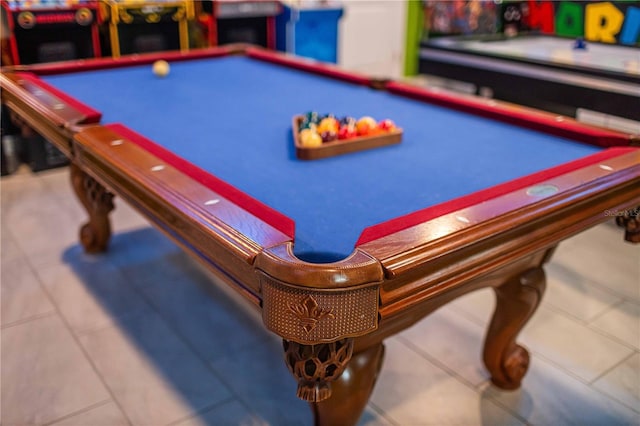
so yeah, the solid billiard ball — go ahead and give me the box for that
[317,117,340,134]
[337,126,356,140]
[299,128,315,140]
[378,119,396,132]
[152,60,170,77]
[356,116,377,136]
[299,129,322,147]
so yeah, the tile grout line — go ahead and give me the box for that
[3,163,638,425]
[587,298,634,324]
[397,310,638,424]
[18,239,136,426]
[395,334,530,425]
[524,345,636,399]
[164,396,237,426]
[18,166,283,423]
[589,350,638,387]
[450,291,640,354]
[587,351,640,415]
[365,400,400,426]
[112,257,272,421]
[41,398,115,426]
[554,267,640,307]
[0,311,58,330]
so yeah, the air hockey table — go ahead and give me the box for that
[419,34,640,121]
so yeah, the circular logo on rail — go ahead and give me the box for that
[75,8,93,26]
[17,11,36,29]
[526,184,559,197]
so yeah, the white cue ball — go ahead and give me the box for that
[152,60,170,78]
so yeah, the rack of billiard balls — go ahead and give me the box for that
[293,112,402,160]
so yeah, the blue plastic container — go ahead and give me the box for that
[276,5,343,63]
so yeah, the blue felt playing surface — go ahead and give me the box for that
[43,57,601,261]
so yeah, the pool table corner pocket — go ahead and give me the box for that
[256,244,383,344]
[255,243,384,404]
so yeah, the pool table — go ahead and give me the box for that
[2,45,639,426]
[419,34,640,120]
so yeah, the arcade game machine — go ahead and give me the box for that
[99,0,195,57]
[1,4,16,175]
[0,0,100,172]
[1,0,100,64]
[201,0,280,49]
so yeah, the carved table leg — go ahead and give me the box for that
[69,163,115,253]
[483,267,546,390]
[310,343,385,426]
[615,207,640,243]
[283,338,354,403]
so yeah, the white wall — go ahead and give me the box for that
[337,0,407,78]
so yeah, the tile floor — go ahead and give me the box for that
[1,165,639,426]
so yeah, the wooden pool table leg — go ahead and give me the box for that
[283,338,354,402]
[309,343,385,426]
[615,206,640,243]
[483,265,546,390]
[70,163,115,253]
[282,339,385,426]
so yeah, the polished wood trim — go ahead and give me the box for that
[5,72,101,122]
[105,123,295,238]
[0,72,94,135]
[381,158,638,277]
[256,243,384,289]
[257,243,383,343]
[361,150,639,288]
[73,125,292,301]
